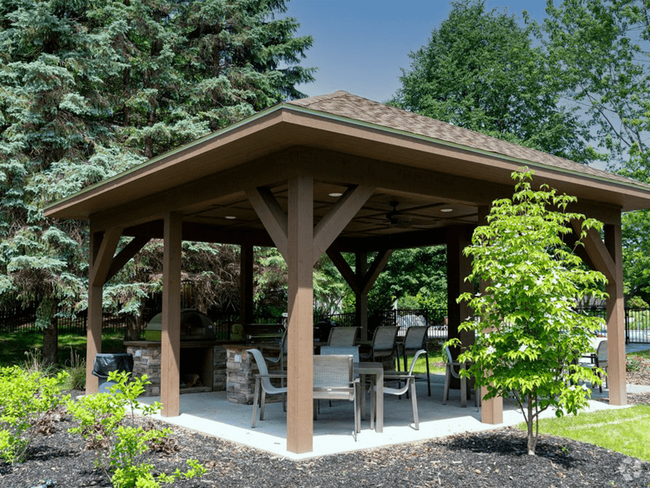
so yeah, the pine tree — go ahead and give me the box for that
[0,0,313,364]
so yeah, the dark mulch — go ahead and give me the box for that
[2,397,650,488]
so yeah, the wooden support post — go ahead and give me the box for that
[286,175,314,454]
[475,206,503,424]
[161,212,182,417]
[446,226,474,351]
[605,222,626,406]
[86,228,104,394]
[86,227,122,394]
[355,253,369,342]
[240,244,255,324]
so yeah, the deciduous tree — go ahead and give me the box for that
[451,169,607,455]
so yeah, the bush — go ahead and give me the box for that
[0,366,69,463]
[67,371,205,487]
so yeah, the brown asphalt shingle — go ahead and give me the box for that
[288,91,646,189]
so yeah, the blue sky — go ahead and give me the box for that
[284,1,550,103]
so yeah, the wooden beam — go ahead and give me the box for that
[89,227,122,287]
[90,155,290,232]
[286,175,314,454]
[334,227,449,252]
[326,249,359,294]
[605,222,626,406]
[246,187,288,259]
[161,212,182,417]
[313,185,374,264]
[105,236,150,283]
[359,249,394,295]
[571,220,616,283]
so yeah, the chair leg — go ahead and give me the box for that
[442,367,450,405]
[425,351,431,397]
[410,379,419,430]
[260,390,267,421]
[251,378,260,428]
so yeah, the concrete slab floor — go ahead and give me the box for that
[142,370,650,461]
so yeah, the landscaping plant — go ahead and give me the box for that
[67,371,205,487]
[0,366,69,463]
[451,169,608,455]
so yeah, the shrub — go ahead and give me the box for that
[67,371,205,487]
[0,366,69,463]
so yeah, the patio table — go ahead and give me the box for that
[355,362,384,433]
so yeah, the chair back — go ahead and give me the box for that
[372,326,399,352]
[328,326,359,346]
[247,349,273,389]
[313,355,355,400]
[403,326,429,352]
[596,340,608,366]
[320,346,360,363]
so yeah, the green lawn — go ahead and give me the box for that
[522,405,650,462]
[0,330,126,368]
[405,347,446,374]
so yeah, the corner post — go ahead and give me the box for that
[161,212,182,417]
[605,221,626,405]
[286,175,314,454]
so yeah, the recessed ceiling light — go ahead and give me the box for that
[225,215,237,220]
[440,208,454,213]
[328,192,343,198]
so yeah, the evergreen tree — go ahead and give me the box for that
[0,0,313,364]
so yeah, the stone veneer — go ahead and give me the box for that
[125,341,227,396]
[226,345,283,405]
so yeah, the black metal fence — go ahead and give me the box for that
[3,303,649,344]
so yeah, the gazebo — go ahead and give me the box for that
[45,91,650,454]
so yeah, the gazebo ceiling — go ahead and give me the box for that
[45,91,650,246]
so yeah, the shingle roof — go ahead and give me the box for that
[288,90,645,189]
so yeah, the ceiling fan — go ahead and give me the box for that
[385,201,411,227]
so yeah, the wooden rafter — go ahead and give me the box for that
[89,227,122,287]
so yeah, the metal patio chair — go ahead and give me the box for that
[248,349,288,428]
[360,326,399,364]
[442,346,480,411]
[313,354,361,440]
[374,349,427,430]
[320,345,360,362]
[398,326,431,396]
[327,326,360,346]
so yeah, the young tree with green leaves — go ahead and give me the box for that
[0,0,313,364]
[392,0,595,164]
[451,169,607,455]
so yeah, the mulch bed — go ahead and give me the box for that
[3,363,650,488]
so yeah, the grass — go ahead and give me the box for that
[0,330,126,368]
[631,348,650,360]
[405,347,446,374]
[520,405,650,462]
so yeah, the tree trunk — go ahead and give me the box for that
[527,398,537,455]
[37,298,58,366]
